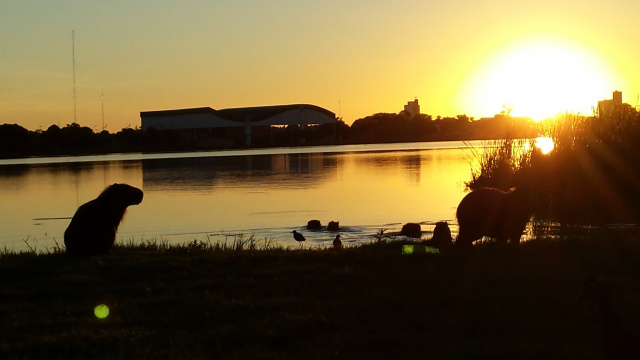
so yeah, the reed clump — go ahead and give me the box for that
[467,108,640,226]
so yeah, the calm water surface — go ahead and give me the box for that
[0,141,484,251]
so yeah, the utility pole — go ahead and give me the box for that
[101,92,105,131]
[72,30,77,123]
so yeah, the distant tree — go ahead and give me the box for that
[350,112,436,143]
[58,123,96,152]
[0,123,32,155]
[456,114,472,123]
[113,127,144,151]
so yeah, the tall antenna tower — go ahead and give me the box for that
[101,92,105,131]
[72,30,77,123]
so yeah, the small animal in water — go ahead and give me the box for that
[580,277,640,360]
[292,230,306,245]
[333,234,342,249]
[327,221,340,231]
[307,219,322,230]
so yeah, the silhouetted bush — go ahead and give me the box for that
[467,109,640,225]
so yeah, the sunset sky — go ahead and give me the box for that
[2,0,639,131]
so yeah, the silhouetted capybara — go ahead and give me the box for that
[429,221,453,247]
[401,223,422,238]
[64,183,144,256]
[456,187,548,246]
[307,220,322,230]
[327,221,340,231]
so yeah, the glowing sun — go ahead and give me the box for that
[534,136,554,154]
[460,38,622,121]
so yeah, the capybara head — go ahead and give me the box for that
[99,183,144,207]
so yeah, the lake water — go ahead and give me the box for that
[0,141,484,252]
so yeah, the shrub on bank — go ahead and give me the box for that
[466,109,640,225]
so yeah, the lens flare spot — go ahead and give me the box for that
[94,304,110,319]
[402,244,440,254]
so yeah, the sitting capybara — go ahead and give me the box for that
[401,222,422,238]
[430,221,453,247]
[307,220,322,230]
[327,221,340,231]
[456,187,548,246]
[64,183,144,256]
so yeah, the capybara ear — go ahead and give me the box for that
[64,183,143,256]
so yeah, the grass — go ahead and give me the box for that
[1,233,639,359]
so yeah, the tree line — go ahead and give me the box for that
[0,112,538,158]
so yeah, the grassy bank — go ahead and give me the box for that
[1,236,639,359]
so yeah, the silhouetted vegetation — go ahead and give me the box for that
[349,112,536,143]
[0,112,537,158]
[467,105,640,225]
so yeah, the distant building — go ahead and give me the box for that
[140,104,336,146]
[598,90,636,118]
[403,99,420,118]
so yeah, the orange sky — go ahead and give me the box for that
[1,1,639,131]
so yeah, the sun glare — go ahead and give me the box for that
[460,38,622,121]
[534,136,554,155]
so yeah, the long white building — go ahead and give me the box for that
[140,104,336,146]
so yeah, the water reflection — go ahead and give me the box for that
[142,153,337,191]
[0,144,477,251]
[354,152,425,184]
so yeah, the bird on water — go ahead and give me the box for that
[580,277,640,360]
[292,230,306,247]
[333,234,342,249]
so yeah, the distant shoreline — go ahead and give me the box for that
[0,139,491,165]
[0,113,540,160]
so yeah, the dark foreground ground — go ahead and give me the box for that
[1,236,639,359]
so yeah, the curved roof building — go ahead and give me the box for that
[140,104,336,131]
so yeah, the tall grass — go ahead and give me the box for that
[113,234,286,252]
[467,108,640,225]
[1,231,334,257]
[465,138,538,191]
